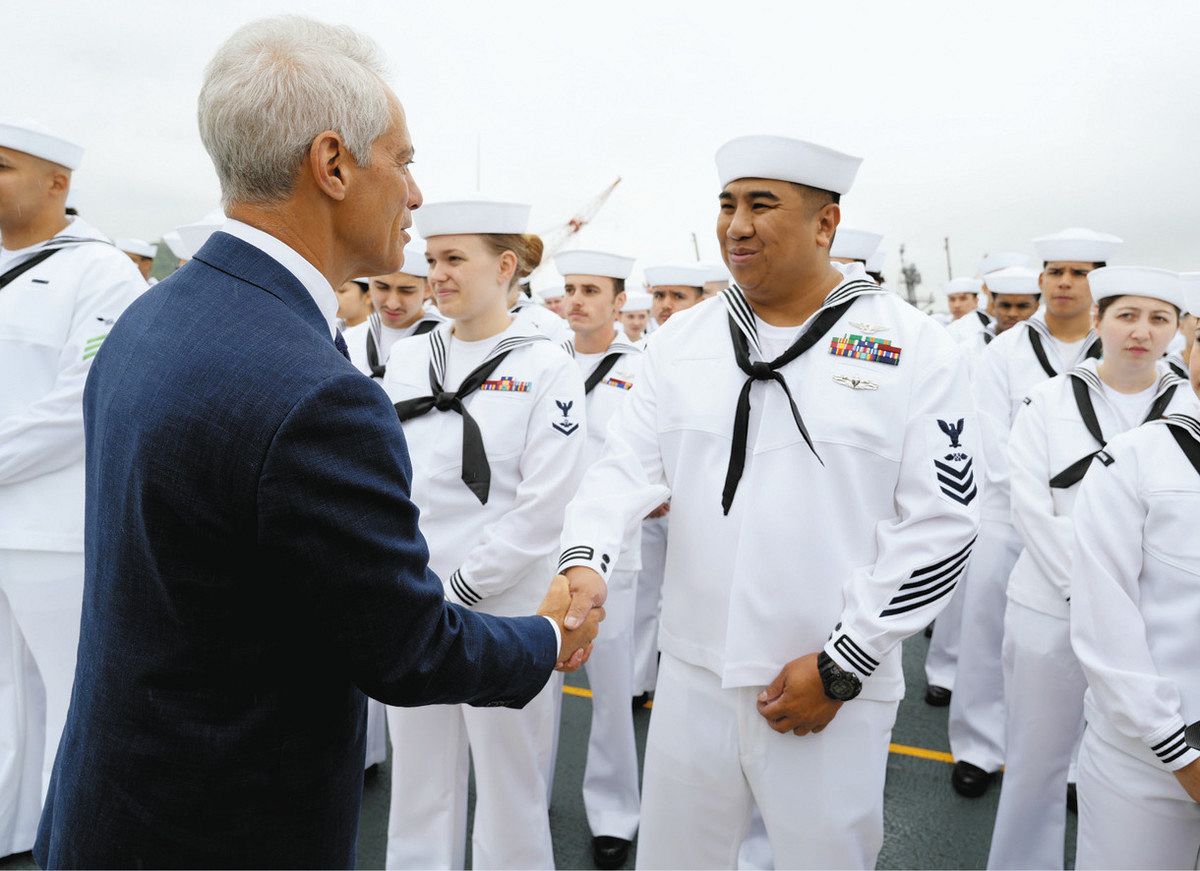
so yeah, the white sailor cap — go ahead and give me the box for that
[830,228,883,262]
[162,230,190,260]
[715,135,862,194]
[117,238,157,259]
[539,284,565,300]
[984,266,1041,296]
[1181,273,1200,317]
[554,249,635,280]
[414,198,530,238]
[175,210,226,259]
[977,251,1036,277]
[0,118,84,169]
[621,291,652,313]
[643,264,711,289]
[698,262,732,284]
[937,277,985,298]
[865,249,887,274]
[400,243,428,278]
[1089,266,1184,310]
[1032,228,1122,265]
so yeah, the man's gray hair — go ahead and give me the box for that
[198,16,392,206]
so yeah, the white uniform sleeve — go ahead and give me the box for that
[1069,440,1200,771]
[973,338,1014,519]
[558,337,671,580]
[0,251,143,485]
[1007,392,1074,601]
[823,340,983,683]
[446,357,589,606]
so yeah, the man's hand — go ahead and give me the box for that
[645,502,670,520]
[756,653,843,736]
[1174,757,1200,803]
[562,566,607,631]
[538,575,604,672]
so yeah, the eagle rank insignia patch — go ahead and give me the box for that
[933,418,977,506]
[551,399,580,436]
[829,332,902,366]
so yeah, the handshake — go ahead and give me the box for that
[537,567,607,673]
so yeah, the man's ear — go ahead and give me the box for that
[48,169,71,196]
[308,131,350,202]
[815,203,841,252]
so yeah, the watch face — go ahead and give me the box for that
[830,676,857,700]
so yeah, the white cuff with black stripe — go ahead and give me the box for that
[446,568,484,608]
[557,544,612,579]
[823,627,882,681]
[1148,719,1200,771]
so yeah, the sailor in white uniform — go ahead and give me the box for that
[1164,273,1197,379]
[865,248,887,286]
[620,291,651,346]
[554,247,644,870]
[116,238,157,283]
[343,243,443,381]
[540,283,566,318]
[558,135,980,869]
[940,276,988,332]
[828,226,883,269]
[924,268,1041,708]
[511,276,574,344]
[1068,277,1200,869]
[381,199,586,870]
[0,118,144,858]
[948,227,1121,798]
[988,267,1191,869]
[944,252,1036,347]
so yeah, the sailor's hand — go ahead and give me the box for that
[756,653,842,736]
[646,502,670,519]
[537,574,604,672]
[562,566,607,630]
[1174,757,1200,803]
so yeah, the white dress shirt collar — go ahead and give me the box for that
[220,219,340,338]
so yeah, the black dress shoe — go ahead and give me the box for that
[632,692,651,711]
[951,760,995,798]
[592,835,632,869]
[1067,782,1078,814]
[924,685,952,707]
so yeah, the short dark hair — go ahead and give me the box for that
[1096,295,1180,321]
[612,277,626,296]
[792,182,840,209]
[1043,261,1105,269]
[350,279,369,293]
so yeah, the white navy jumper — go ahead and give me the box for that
[512,299,573,344]
[0,217,144,856]
[568,335,645,842]
[1069,412,1200,870]
[946,309,995,347]
[987,361,1190,870]
[343,310,443,380]
[380,320,586,870]
[949,313,1101,773]
[559,264,980,868]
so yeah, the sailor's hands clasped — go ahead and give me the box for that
[538,571,607,673]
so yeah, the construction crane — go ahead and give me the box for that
[535,177,622,267]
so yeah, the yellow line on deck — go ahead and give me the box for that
[562,685,956,765]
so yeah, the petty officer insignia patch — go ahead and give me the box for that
[828,332,902,366]
[552,399,580,436]
[933,418,976,505]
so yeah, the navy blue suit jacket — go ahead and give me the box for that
[34,232,557,869]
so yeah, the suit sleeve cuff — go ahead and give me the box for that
[543,616,562,662]
[445,568,484,608]
[557,544,612,580]
[823,625,883,681]
[1147,718,1200,771]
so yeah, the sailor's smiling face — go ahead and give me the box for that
[717,178,839,300]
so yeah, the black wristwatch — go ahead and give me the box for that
[817,651,862,701]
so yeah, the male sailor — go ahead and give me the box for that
[511,276,573,343]
[828,226,883,268]
[0,118,144,858]
[555,248,644,870]
[557,134,979,868]
[620,291,651,345]
[947,227,1121,798]
[540,284,566,318]
[116,238,157,283]
[945,252,1035,347]
[1165,273,1197,379]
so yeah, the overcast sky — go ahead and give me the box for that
[8,0,1199,295]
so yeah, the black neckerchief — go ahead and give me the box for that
[718,278,880,514]
[1026,321,1101,378]
[366,314,440,379]
[1049,368,1184,489]
[567,337,639,395]
[975,310,992,329]
[393,327,547,504]
[1162,414,1200,477]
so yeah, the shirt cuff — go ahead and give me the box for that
[543,616,562,662]
[558,544,612,580]
[445,568,484,608]
[1147,718,1200,771]
[823,625,883,682]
